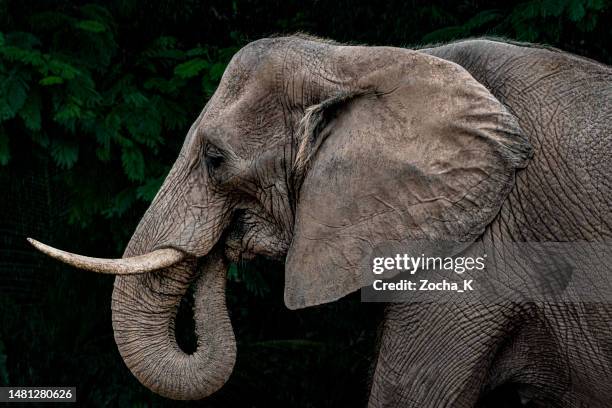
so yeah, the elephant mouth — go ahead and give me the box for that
[27,214,283,275]
[28,208,285,275]
[224,241,256,262]
[222,209,289,263]
[223,222,254,262]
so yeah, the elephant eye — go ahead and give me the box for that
[204,144,225,172]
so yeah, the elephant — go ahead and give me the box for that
[29,35,612,407]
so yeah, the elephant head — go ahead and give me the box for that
[29,35,532,400]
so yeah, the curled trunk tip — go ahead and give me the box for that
[112,251,236,400]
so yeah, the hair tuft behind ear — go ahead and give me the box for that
[495,112,534,169]
[293,90,370,179]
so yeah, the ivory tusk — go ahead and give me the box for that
[27,238,185,275]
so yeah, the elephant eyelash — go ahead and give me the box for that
[204,144,226,170]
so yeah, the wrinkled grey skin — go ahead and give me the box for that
[366,42,612,407]
[378,40,612,408]
[109,36,611,405]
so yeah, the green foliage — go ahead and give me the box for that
[0,3,242,230]
[423,0,609,43]
[228,261,271,297]
[174,58,210,78]
[1,0,609,241]
[75,20,107,33]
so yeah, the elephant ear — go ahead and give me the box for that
[284,50,532,310]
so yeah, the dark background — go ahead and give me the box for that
[1,0,610,406]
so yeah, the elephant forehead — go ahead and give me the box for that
[198,92,287,159]
[209,40,283,107]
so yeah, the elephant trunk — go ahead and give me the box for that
[111,249,236,400]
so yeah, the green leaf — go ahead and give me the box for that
[125,108,162,145]
[75,20,106,33]
[156,99,187,129]
[143,77,178,94]
[123,90,148,107]
[0,46,44,70]
[586,0,606,11]
[39,76,64,85]
[121,145,145,181]
[174,58,209,78]
[0,131,10,165]
[185,47,209,57]
[209,62,227,81]
[95,146,110,161]
[28,11,72,31]
[0,74,28,121]
[47,59,80,80]
[463,10,501,30]
[227,263,239,280]
[423,9,501,43]
[18,91,42,131]
[93,122,116,161]
[50,139,79,168]
[140,36,179,59]
[567,0,586,21]
[422,26,465,42]
[540,0,567,17]
[80,4,114,26]
[103,189,136,218]
[53,102,81,124]
[136,175,165,202]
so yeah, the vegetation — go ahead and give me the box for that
[1,0,610,406]
[2,0,610,237]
